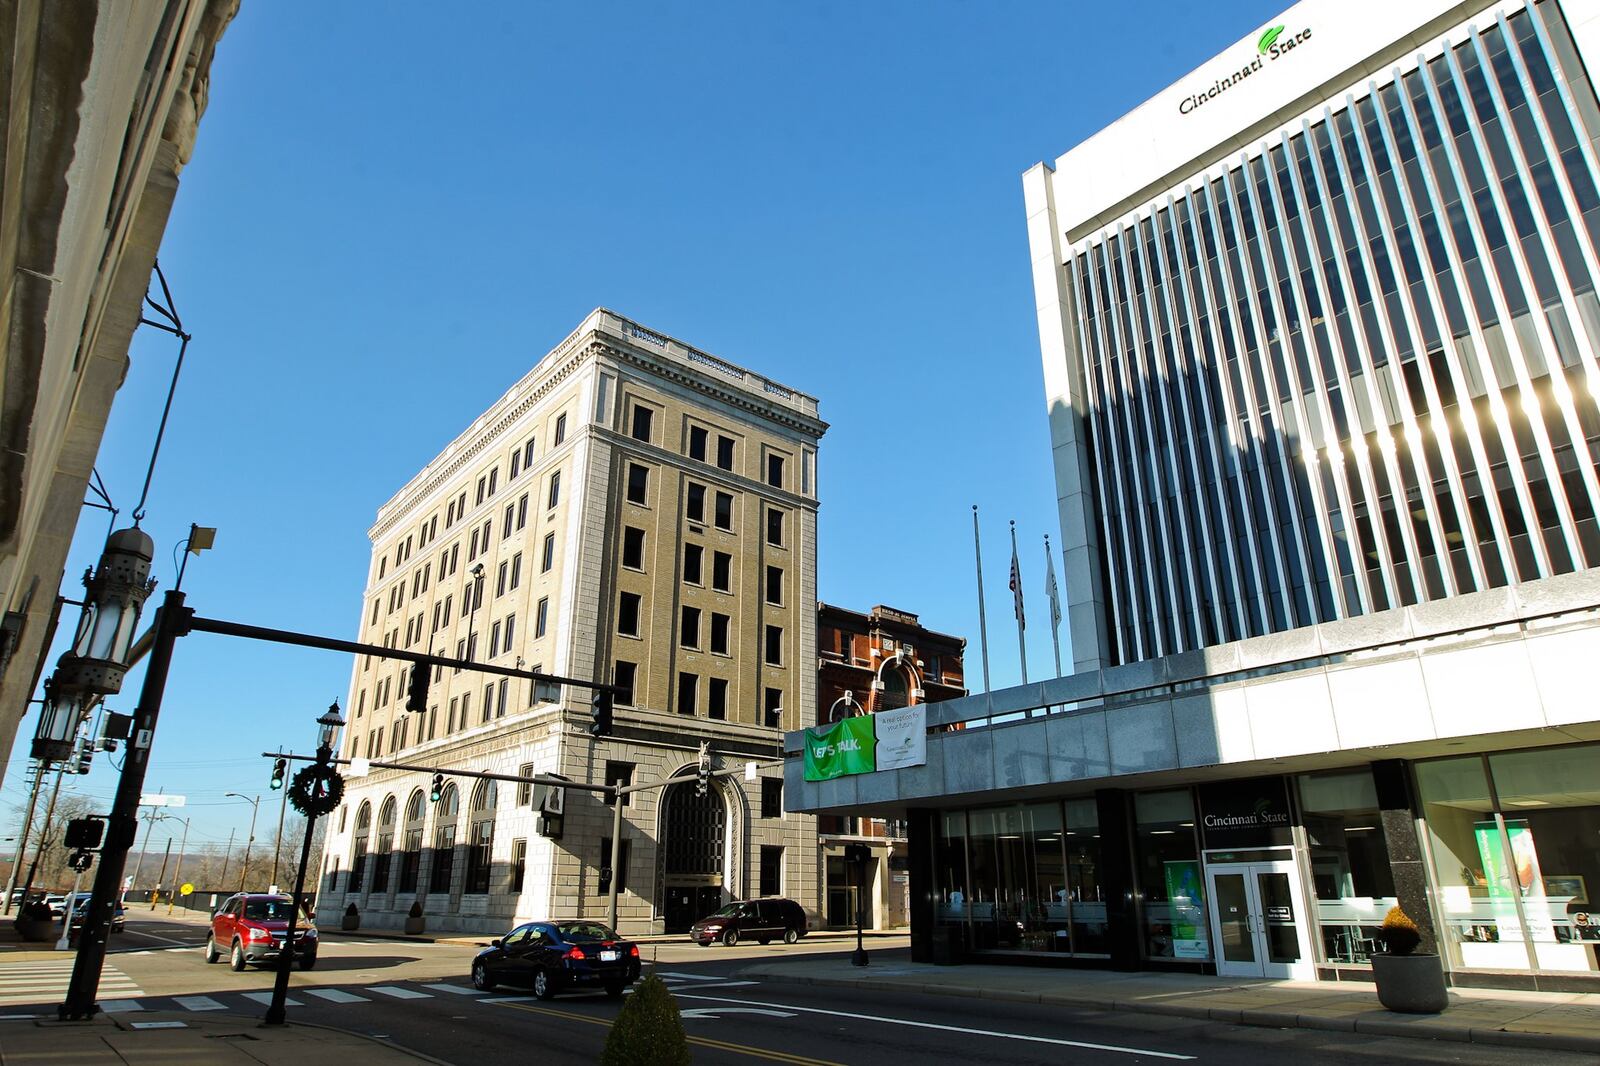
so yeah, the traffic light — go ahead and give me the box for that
[405,664,430,714]
[589,688,613,737]
[695,742,711,798]
[74,745,93,775]
[269,758,287,790]
[430,773,444,802]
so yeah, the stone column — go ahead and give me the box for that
[1371,759,1437,955]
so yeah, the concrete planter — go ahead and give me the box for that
[341,906,360,931]
[404,915,425,935]
[1371,952,1448,1014]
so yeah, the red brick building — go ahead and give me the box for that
[816,604,966,928]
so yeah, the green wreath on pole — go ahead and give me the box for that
[288,763,345,817]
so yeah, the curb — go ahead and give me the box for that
[743,970,1600,1057]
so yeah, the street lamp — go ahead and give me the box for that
[225,793,260,892]
[263,702,345,1027]
[32,528,156,762]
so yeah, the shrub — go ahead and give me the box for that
[600,973,690,1066]
[1381,905,1422,956]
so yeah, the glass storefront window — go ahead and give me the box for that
[1064,798,1108,954]
[1485,747,1600,973]
[935,811,968,926]
[1416,756,1529,971]
[1134,790,1209,961]
[1297,769,1398,964]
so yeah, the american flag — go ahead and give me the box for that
[1010,541,1025,629]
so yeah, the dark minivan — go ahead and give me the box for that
[689,897,807,946]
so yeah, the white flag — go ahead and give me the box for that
[1046,541,1062,629]
[1009,543,1025,629]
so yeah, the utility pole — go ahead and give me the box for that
[150,838,172,910]
[165,818,190,914]
[18,765,66,905]
[270,785,288,888]
[3,762,46,914]
[128,807,167,898]
[218,828,234,891]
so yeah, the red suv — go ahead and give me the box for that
[205,893,317,971]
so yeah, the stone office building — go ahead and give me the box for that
[787,0,1600,991]
[321,309,826,935]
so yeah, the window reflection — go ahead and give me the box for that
[1297,769,1397,963]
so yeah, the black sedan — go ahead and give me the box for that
[472,921,641,1000]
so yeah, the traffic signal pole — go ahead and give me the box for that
[61,589,190,1020]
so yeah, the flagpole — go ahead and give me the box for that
[972,506,992,694]
[1046,533,1063,678]
[1010,520,1028,684]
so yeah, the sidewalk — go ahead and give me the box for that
[329,925,910,947]
[740,955,1600,1055]
[0,1011,444,1065]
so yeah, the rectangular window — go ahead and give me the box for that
[686,483,706,522]
[524,439,535,469]
[510,838,527,894]
[708,677,728,720]
[448,697,458,732]
[764,625,783,665]
[497,561,508,598]
[516,762,536,806]
[399,829,421,893]
[710,613,730,655]
[716,435,734,471]
[684,543,704,585]
[767,509,785,546]
[677,672,698,715]
[541,532,555,572]
[465,820,492,894]
[605,761,634,807]
[712,551,732,592]
[482,682,494,722]
[481,519,491,552]
[627,464,649,505]
[767,454,784,488]
[430,826,455,893]
[622,527,645,570]
[762,777,783,818]
[765,565,783,605]
[715,491,733,531]
[689,426,708,462]
[614,660,637,706]
[510,552,522,590]
[497,677,508,717]
[510,449,521,480]
[759,846,783,897]
[503,503,514,539]
[618,592,642,636]
[476,476,487,506]
[489,620,502,658]
[764,687,782,728]
[547,470,561,510]
[469,528,480,559]
[487,468,497,497]
[553,413,567,445]
[631,405,653,442]
[517,494,528,530]
[598,838,629,896]
[535,596,549,638]
[680,605,701,648]
[503,612,515,648]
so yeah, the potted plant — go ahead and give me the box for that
[341,902,360,931]
[13,898,55,942]
[601,973,689,1066]
[1371,906,1448,1014]
[404,901,425,936]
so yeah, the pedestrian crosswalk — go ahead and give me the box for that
[0,958,143,1006]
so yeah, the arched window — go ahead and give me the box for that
[465,781,498,895]
[372,795,397,894]
[399,789,426,893]
[429,784,459,894]
[350,801,373,893]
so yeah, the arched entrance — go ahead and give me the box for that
[659,781,727,933]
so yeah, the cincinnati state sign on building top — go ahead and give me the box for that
[1178,23,1314,116]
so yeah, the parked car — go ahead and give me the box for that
[67,894,125,935]
[44,894,67,919]
[689,897,807,947]
[471,921,641,1000]
[204,893,317,971]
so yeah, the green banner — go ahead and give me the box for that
[803,716,876,781]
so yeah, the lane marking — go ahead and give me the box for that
[681,1006,796,1020]
[655,971,736,981]
[369,985,432,1000]
[305,988,370,1004]
[494,1000,844,1065]
[174,996,227,1012]
[240,992,301,1007]
[423,983,485,996]
[121,929,193,948]
[671,993,1198,1061]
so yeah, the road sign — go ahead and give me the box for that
[139,794,186,807]
[347,757,371,778]
[180,883,194,896]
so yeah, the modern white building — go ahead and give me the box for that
[322,309,826,935]
[787,0,1600,992]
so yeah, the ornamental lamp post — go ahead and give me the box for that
[263,702,345,1027]
[32,529,156,763]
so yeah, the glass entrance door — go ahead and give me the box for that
[1205,861,1315,979]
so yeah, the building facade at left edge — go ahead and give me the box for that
[0,0,241,783]
[320,309,827,936]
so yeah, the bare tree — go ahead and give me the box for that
[265,815,326,897]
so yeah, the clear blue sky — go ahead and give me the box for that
[5,0,1281,854]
